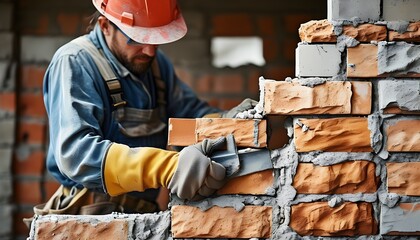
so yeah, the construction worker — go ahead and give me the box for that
[42,0,257,214]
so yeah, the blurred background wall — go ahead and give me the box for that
[0,0,326,238]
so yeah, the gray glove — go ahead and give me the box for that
[168,137,227,200]
[222,98,258,118]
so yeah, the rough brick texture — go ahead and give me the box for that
[264,80,371,115]
[294,118,372,152]
[171,205,272,238]
[386,120,420,152]
[290,202,377,236]
[389,22,420,42]
[217,169,274,195]
[293,161,378,194]
[387,162,420,196]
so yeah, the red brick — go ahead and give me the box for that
[171,205,272,238]
[19,92,46,118]
[387,162,420,196]
[217,169,274,195]
[293,161,378,194]
[263,38,280,62]
[21,14,49,35]
[248,69,263,94]
[0,92,16,112]
[284,14,315,34]
[211,14,254,36]
[20,65,46,89]
[57,13,81,36]
[174,67,194,89]
[263,65,294,80]
[195,74,212,94]
[290,202,377,236]
[13,149,45,176]
[17,121,46,145]
[387,120,420,152]
[14,180,42,204]
[283,38,298,62]
[44,180,61,200]
[257,16,277,36]
[14,211,34,237]
[218,98,243,110]
[294,118,372,152]
[35,219,129,239]
[213,73,244,94]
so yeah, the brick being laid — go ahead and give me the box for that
[263,80,371,115]
[290,202,377,236]
[293,161,378,194]
[387,162,420,196]
[381,203,420,235]
[171,205,272,238]
[294,117,372,152]
[217,169,274,195]
[168,118,267,148]
[386,119,420,152]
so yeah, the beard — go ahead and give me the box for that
[110,35,154,76]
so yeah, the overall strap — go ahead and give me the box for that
[71,36,126,110]
[151,59,167,120]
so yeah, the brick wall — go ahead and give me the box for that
[1,0,327,239]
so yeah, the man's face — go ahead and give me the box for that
[104,20,157,75]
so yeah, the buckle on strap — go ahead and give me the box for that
[106,78,126,108]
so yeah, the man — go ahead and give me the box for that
[42,0,256,214]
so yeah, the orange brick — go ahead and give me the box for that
[262,38,280,62]
[217,169,274,195]
[293,161,378,194]
[290,202,377,236]
[257,16,277,36]
[20,64,46,89]
[389,22,420,42]
[342,24,387,42]
[171,205,271,238]
[13,149,45,176]
[264,80,371,115]
[57,13,81,35]
[35,219,129,240]
[299,20,336,43]
[387,162,420,196]
[17,121,46,144]
[195,74,212,94]
[19,92,46,118]
[211,14,253,36]
[212,73,244,94]
[0,92,16,112]
[168,118,267,148]
[294,118,372,152]
[14,180,42,204]
[387,120,420,152]
[347,44,379,78]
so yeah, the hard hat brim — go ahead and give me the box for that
[92,0,187,45]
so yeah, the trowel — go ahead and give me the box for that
[210,134,272,178]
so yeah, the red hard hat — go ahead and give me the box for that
[92,0,187,45]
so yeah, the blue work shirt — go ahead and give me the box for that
[43,24,219,193]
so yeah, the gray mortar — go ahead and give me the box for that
[368,113,383,154]
[386,21,410,34]
[378,79,420,112]
[299,152,373,166]
[336,35,359,53]
[378,41,420,75]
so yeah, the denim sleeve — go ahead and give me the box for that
[43,51,111,190]
[157,52,221,118]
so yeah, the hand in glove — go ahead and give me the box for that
[168,137,227,200]
[222,98,258,118]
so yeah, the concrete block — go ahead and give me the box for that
[168,118,267,148]
[20,36,72,63]
[0,118,15,145]
[294,117,372,152]
[386,119,420,152]
[217,169,274,195]
[327,0,380,22]
[291,202,377,236]
[0,148,12,175]
[293,161,378,194]
[264,80,371,115]
[389,22,420,42]
[378,80,420,114]
[295,44,341,77]
[378,42,420,77]
[133,211,170,240]
[387,162,420,196]
[0,3,12,31]
[381,203,420,235]
[383,0,420,22]
[0,33,13,60]
[0,205,13,236]
[171,205,272,238]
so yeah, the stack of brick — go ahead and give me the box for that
[28,0,420,239]
[0,0,16,238]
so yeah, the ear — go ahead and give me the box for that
[98,16,111,35]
